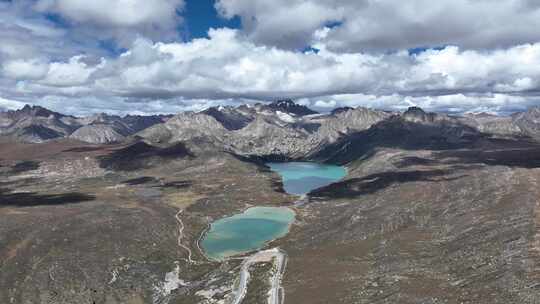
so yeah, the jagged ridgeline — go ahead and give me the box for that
[0,105,171,144]
[1,101,540,160]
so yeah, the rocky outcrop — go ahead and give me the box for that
[513,106,540,139]
[267,99,318,116]
[202,107,254,130]
[402,106,438,123]
[330,107,354,115]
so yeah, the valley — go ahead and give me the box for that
[1,101,540,303]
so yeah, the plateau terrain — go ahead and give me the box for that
[1,100,540,304]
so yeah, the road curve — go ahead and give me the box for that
[175,209,195,264]
[231,248,287,304]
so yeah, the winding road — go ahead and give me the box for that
[175,209,195,264]
[231,248,287,304]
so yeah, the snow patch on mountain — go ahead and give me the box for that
[276,111,296,123]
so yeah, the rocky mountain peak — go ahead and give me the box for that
[88,113,119,124]
[0,104,78,142]
[267,99,318,116]
[404,106,426,115]
[15,104,64,119]
[402,106,436,123]
[331,107,354,115]
[202,106,254,130]
[465,112,497,118]
[510,106,540,139]
[524,106,540,120]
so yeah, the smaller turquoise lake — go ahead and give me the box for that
[267,162,347,195]
[201,207,295,261]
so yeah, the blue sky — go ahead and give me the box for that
[183,0,241,40]
[40,1,441,57]
[0,0,539,115]
[39,0,243,55]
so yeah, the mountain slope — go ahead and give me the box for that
[312,107,482,164]
[512,106,540,139]
[69,124,126,144]
[0,105,81,143]
[0,106,170,144]
[140,102,389,158]
[2,102,540,151]
[70,113,170,144]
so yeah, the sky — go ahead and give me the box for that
[0,0,539,116]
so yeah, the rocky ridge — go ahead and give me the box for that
[0,106,169,144]
[0,105,80,142]
[2,102,540,157]
[140,101,391,158]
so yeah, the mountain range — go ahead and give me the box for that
[0,105,171,144]
[2,100,540,304]
[2,100,540,159]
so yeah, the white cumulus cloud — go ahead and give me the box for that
[35,0,184,28]
[1,2,540,115]
[2,59,49,80]
[217,0,540,52]
[1,28,539,115]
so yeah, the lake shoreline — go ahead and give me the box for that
[200,206,296,261]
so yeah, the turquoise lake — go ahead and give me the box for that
[200,162,346,260]
[267,162,347,195]
[201,207,295,260]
